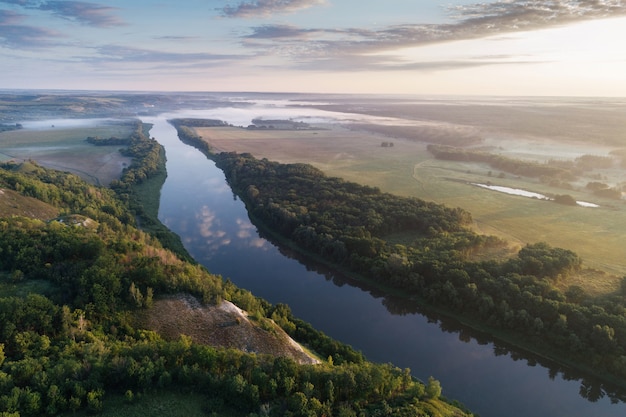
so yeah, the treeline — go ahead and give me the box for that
[114,121,163,186]
[349,123,484,147]
[586,181,623,200]
[86,120,152,146]
[170,118,228,128]
[212,152,626,393]
[0,160,132,227]
[0,123,22,133]
[212,152,484,275]
[169,119,212,155]
[0,215,461,416]
[86,136,130,146]
[428,144,619,182]
[0,144,471,416]
[427,144,572,179]
[106,120,190,258]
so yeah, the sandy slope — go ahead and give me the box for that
[138,294,320,365]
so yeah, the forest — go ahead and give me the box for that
[0,127,473,416]
[209,151,626,399]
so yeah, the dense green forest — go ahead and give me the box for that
[0,128,473,416]
[208,151,626,399]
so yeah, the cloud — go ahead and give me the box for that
[155,35,201,42]
[0,8,20,22]
[93,45,245,63]
[38,1,124,27]
[0,0,124,27]
[0,1,33,5]
[240,0,626,70]
[446,0,625,36]
[0,9,62,47]
[245,24,317,39]
[221,0,325,18]
[291,51,542,73]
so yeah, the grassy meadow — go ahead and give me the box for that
[0,122,133,185]
[194,123,626,296]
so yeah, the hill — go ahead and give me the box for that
[137,294,320,365]
[0,136,473,416]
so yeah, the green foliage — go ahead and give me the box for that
[552,194,577,206]
[0,158,470,417]
[213,152,473,263]
[169,120,213,155]
[86,136,131,146]
[511,242,581,279]
[107,121,192,260]
[0,160,131,227]
[210,152,626,396]
[425,376,442,399]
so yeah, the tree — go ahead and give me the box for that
[86,389,104,413]
[424,376,441,399]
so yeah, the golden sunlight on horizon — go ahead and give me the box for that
[363,16,626,97]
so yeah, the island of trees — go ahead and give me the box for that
[0,123,473,416]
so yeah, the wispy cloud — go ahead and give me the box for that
[221,0,325,18]
[0,0,124,27]
[155,35,201,42]
[447,0,624,36]
[0,1,33,5]
[244,23,318,39]
[38,1,124,27]
[84,44,248,67]
[0,9,62,47]
[241,0,626,70]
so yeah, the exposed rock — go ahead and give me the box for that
[139,294,320,365]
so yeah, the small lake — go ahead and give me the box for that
[149,116,626,417]
[473,183,600,207]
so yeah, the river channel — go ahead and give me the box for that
[148,115,626,417]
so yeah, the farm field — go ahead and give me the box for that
[193,118,626,294]
[0,121,134,185]
[2,93,625,294]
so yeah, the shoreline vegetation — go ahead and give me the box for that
[170,120,626,402]
[0,120,473,416]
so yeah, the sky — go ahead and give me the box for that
[1,0,626,96]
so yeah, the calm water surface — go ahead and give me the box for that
[148,116,626,417]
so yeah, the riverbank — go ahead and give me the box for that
[150,114,626,416]
[186,123,626,280]
[206,148,626,404]
[237,192,626,399]
[167,120,626,394]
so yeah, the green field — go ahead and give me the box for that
[400,157,626,292]
[0,122,134,185]
[197,124,626,296]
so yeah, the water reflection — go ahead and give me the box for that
[153,115,626,417]
[472,183,600,207]
[255,219,626,405]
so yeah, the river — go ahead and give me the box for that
[147,115,626,417]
